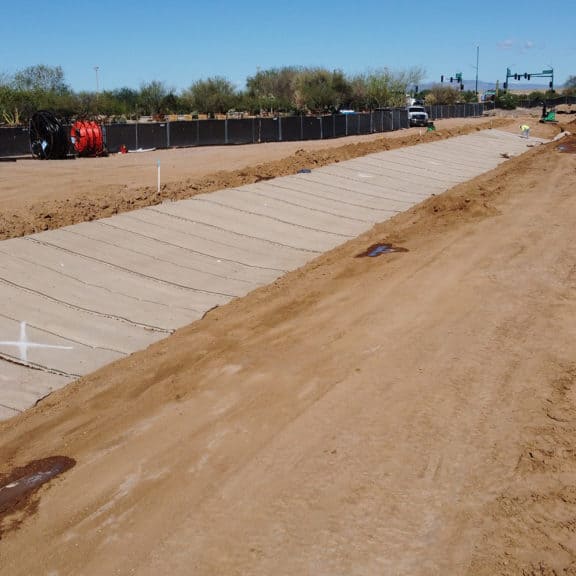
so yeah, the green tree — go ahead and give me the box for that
[389,67,424,105]
[160,92,182,115]
[424,84,461,105]
[348,74,369,111]
[139,80,169,115]
[365,70,392,108]
[291,68,353,113]
[246,67,299,112]
[111,88,140,118]
[13,64,69,94]
[292,68,331,112]
[0,65,74,123]
[235,91,259,115]
[460,90,479,103]
[183,77,238,115]
[496,92,518,110]
[528,90,546,103]
[330,70,353,110]
[74,91,98,117]
[363,67,425,109]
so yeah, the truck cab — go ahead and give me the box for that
[407,105,429,127]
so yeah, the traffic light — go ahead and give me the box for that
[460,83,464,91]
[549,81,553,88]
[441,75,444,82]
[503,82,508,89]
[527,74,531,80]
[450,77,454,83]
[524,73,528,79]
[514,73,518,80]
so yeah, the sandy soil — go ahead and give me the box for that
[0,115,545,240]
[0,115,575,574]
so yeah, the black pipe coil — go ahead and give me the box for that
[29,111,71,159]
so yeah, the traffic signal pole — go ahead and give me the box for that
[440,72,464,90]
[503,68,554,91]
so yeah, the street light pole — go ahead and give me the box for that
[94,66,100,116]
[475,45,479,96]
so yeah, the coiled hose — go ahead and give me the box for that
[29,111,71,159]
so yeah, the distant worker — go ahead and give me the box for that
[520,124,530,138]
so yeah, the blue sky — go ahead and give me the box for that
[1,0,574,92]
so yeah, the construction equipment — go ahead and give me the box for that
[540,103,558,124]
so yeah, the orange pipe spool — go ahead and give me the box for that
[71,120,104,156]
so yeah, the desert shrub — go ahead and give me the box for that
[496,93,518,110]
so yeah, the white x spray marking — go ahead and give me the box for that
[0,322,73,363]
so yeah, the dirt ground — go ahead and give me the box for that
[1,115,575,575]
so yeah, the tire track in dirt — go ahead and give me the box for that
[465,149,576,575]
[467,365,576,576]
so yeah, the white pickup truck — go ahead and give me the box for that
[407,105,429,127]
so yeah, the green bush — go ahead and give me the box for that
[496,92,518,110]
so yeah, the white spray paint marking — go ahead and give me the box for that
[357,173,374,179]
[0,322,73,363]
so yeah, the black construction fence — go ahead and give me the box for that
[0,125,31,157]
[425,102,493,120]
[0,104,488,158]
[514,94,576,109]
[102,110,411,152]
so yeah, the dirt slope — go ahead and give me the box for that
[0,124,575,574]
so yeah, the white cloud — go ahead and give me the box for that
[497,39,514,49]
[520,40,540,54]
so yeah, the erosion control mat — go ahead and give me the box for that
[0,129,548,414]
[0,118,517,241]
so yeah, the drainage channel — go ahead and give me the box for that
[0,129,548,419]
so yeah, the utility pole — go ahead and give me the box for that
[475,46,479,96]
[94,66,100,116]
